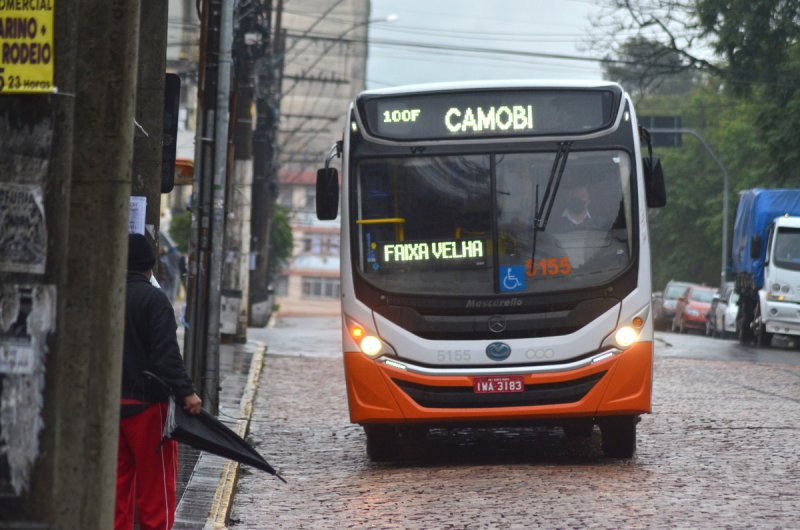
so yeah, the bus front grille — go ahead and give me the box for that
[392,372,606,409]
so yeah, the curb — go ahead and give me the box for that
[203,340,267,530]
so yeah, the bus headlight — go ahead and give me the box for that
[601,305,648,350]
[614,326,639,348]
[360,336,383,357]
[345,314,395,358]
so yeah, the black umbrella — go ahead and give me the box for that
[163,398,286,482]
[144,372,285,482]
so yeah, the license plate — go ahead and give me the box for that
[472,375,525,394]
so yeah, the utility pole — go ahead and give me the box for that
[224,0,266,340]
[185,0,219,408]
[0,0,140,527]
[250,0,284,327]
[186,0,235,413]
[132,0,170,245]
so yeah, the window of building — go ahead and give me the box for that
[304,186,316,211]
[302,234,340,256]
[275,276,289,296]
[302,276,340,299]
[277,188,293,209]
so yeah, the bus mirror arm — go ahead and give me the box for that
[324,141,343,169]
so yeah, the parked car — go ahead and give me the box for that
[672,285,717,334]
[654,280,694,330]
[706,282,734,338]
[721,290,739,339]
[652,291,663,322]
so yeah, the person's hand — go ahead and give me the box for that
[183,393,202,415]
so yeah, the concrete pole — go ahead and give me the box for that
[186,0,231,408]
[205,0,236,411]
[37,0,140,527]
[227,64,255,340]
[132,0,170,245]
[250,3,282,327]
[185,0,218,406]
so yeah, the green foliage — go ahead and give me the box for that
[696,0,800,95]
[636,82,774,290]
[168,210,192,253]
[600,3,800,289]
[268,205,293,278]
[694,0,800,181]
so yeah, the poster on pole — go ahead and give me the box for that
[0,183,47,274]
[0,0,56,94]
[129,196,147,235]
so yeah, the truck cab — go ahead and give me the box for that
[732,189,800,347]
[757,216,800,342]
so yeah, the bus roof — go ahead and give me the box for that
[359,79,623,97]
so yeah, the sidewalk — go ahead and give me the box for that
[172,339,266,530]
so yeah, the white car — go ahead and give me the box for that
[707,283,737,339]
[722,291,739,338]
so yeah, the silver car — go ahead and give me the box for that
[654,280,694,330]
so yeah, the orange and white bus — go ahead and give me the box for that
[316,80,666,460]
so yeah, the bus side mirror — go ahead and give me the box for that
[643,156,666,208]
[316,167,339,220]
[750,234,762,259]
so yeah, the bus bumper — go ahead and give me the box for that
[343,342,653,424]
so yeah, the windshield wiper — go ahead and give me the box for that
[529,141,572,273]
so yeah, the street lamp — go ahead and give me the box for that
[650,127,730,290]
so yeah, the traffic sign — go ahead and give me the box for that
[639,115,682,147]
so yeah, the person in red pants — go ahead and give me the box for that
[116,233,202,530]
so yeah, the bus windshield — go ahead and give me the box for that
[355,150,633,296]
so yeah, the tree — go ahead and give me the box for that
[603,37,701,102]
[594,1,723,76]
[695,0,800,182]
[168,210,192,253]
[268,205,293,279]
[597,1,800,286]
[636,83,766,288]
[599,0,800,182]
[695,0,800,95]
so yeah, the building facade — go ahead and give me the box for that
[274,170,341,315]
[273,0,369,316]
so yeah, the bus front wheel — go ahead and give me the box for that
[364,424,398,462]
[599,415,638,458]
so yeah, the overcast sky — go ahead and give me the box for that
[366,0,607,89]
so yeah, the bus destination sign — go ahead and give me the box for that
[378,238,486,268]
[360,88,617,141]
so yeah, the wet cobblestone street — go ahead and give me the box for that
[230,344,800,528]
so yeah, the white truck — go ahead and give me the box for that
[731,189,800,346]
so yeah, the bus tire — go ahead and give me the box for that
[599,415,637,458]
[364,425,398,462]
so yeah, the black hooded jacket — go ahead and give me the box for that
[122,272,195,405]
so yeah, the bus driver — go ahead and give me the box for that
[550,183,595,231]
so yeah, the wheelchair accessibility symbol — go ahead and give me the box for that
[499,265,525,292]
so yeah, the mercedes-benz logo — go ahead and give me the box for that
[485,342,512,361]
[488,315,507,333]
